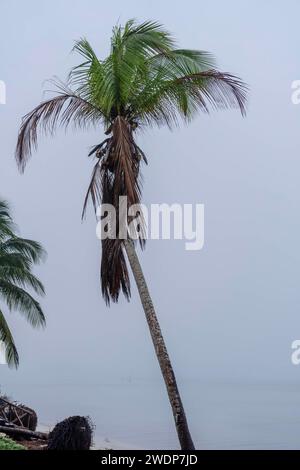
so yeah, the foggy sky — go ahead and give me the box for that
[1,0,300,396]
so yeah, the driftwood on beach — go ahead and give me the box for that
[0,425,48,441]
[0,397,37,431]
[0,395,94,450]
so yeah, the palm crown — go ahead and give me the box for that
[0,201,46,367]
[16,20,247,304]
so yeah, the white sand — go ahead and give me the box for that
[93,436,140,450]
[37,422,139,450]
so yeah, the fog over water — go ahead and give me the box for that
[1,0,300,448]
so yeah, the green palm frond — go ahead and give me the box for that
[133,70,247,128]
[1,237,46,264]
[118,19,175,54]
[0,266,45,296]
[0,252,31,271]
[0,200,46,367]
[0,309,19,368]
[0,201,15,239]
[0,280,45,328]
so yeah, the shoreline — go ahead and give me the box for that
[37,423,138,450]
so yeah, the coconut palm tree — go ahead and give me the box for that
[0,200,46,368]
[15,20,247,449]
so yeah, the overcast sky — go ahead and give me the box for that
[0,0,300,394]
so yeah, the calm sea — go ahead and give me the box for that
[2,380,300,449]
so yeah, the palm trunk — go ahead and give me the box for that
[123,239,195,450]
